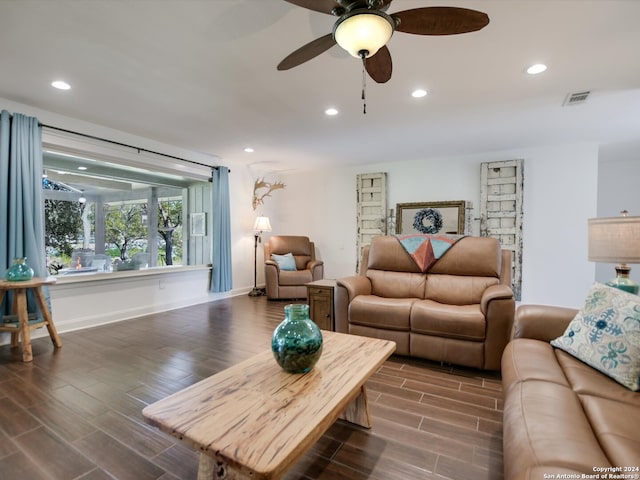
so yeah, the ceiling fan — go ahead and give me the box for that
[277,0,490,83]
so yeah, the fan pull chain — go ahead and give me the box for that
[361,58,367,115]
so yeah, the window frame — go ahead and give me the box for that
[42,127,213,277]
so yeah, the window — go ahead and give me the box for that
[42,147,211,276]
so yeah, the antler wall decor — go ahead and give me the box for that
[252,178,286,210]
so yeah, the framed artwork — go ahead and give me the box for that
[396,201,466,235]
[190,213,206,236]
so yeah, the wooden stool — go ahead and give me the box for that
[0,277,62,362]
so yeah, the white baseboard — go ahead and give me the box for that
[0,286,254,347]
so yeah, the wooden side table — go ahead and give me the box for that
[306,279,336,331]
[0,277,62,362]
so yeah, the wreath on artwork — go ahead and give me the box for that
[413,208,443,234]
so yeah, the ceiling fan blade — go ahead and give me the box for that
[277,34,337,71]
[282,0,338,15]
[365,46,392,84]
[394,7,489,35]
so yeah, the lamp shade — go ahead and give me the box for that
[333,10,394,58]
[588,215,640,263]
[253,216,272,232]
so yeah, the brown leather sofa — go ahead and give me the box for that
[335,235,515,370]
[502,305,640,479]
[264,235,323,300]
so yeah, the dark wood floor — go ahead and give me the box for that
[0,295,504,480]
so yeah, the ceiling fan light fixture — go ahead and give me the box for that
[333,10,394,59]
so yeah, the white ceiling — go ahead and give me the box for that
[1,0,639,173]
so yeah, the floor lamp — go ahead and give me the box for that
[249,216,272,297]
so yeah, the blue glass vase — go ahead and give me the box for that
[272,304,323,373]
[6,257,34,282]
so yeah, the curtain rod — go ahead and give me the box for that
[40,123,228,172]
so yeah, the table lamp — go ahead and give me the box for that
[588,211,640,294]
[249,216,272,297]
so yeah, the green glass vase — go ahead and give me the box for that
[272,304,323,373]
[6,257,35,282]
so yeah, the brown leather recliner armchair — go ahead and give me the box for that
[335,235,515,370]
[264,235,324,300]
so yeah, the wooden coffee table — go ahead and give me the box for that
[142,331,395,480]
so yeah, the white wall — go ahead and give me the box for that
[3,96,629,322]
[518,144,598,306]
[271,143,600,308]
[50,268,214,333]
[597,140,640,285]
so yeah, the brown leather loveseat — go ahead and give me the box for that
[502,305,640,479]
[335,235,515,370]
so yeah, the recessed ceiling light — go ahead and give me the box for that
[325,107,339,116]
[77,166,87,171]
[51,80,71,90]
[244,147,254,153]
[526,64,547,75]
[411,89,428,98]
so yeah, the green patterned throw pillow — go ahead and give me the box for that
[551,282,640,391]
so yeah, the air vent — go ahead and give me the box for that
[563,91,590,106]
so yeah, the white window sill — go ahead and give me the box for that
[51,264,211,285]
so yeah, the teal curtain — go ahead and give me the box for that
[210,166,232,292]
[0,110,47,317]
